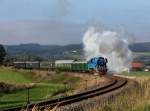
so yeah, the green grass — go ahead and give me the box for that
[123,71,150,77]
[0,83,65,109]
[0,69,32,84]
[0,68,81,110]
[133,52,150,58]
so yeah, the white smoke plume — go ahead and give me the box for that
[82,27,133,73]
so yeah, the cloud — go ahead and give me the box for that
[0,21,87,45]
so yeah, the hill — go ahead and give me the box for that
[129,42,150,52]
[6,43,83,59]
[5,42,150,59]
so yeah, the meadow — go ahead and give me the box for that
[1,67,150,111]
[0,69,32,84]
[0,68,81,110]
[86,71,150,111]
[133,52,150,57]
[124,71,150,77]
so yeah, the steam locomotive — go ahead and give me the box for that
[88,57,108,75]
[13,57,108,75]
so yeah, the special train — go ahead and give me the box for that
[13,57,108,75]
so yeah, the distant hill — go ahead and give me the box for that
[129,42,150,52]
[6,43,83,59]
[5,42,150,59]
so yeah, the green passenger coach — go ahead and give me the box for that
[25,61,39,69]
[13,60,90,72]
[55,60,74,71]
[72,61,88,72]
[55,60,89,72]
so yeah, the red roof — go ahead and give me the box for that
[132,62,143,68]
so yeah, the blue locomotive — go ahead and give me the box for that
[88,57,108,75]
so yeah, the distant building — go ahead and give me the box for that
[72,50,77,53]
[131,61,144,71]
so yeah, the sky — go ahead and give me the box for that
[0,0,150,45]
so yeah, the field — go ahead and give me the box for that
[0,68,81,110]
[1,67,150,111]
[86,71,150,111]
[0,69,32,84]
[133,52,150,57]
[123,71,150,77]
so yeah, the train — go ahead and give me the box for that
[13,57,108,75]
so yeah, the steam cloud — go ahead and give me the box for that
[82,27,133,73]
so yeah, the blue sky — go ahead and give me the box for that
[0,0,150,45]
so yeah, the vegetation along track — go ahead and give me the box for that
[3,75,128,111]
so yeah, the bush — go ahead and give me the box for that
[0,44,6,65]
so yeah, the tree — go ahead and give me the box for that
[0,44,6,65]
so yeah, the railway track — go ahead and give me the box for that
[3,75,128,111]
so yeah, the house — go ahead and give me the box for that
[131,61,144,71]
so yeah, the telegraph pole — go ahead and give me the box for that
[27,88,30,104]
[85,80,88,90]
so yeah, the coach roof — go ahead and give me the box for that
[55,60,74,64]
